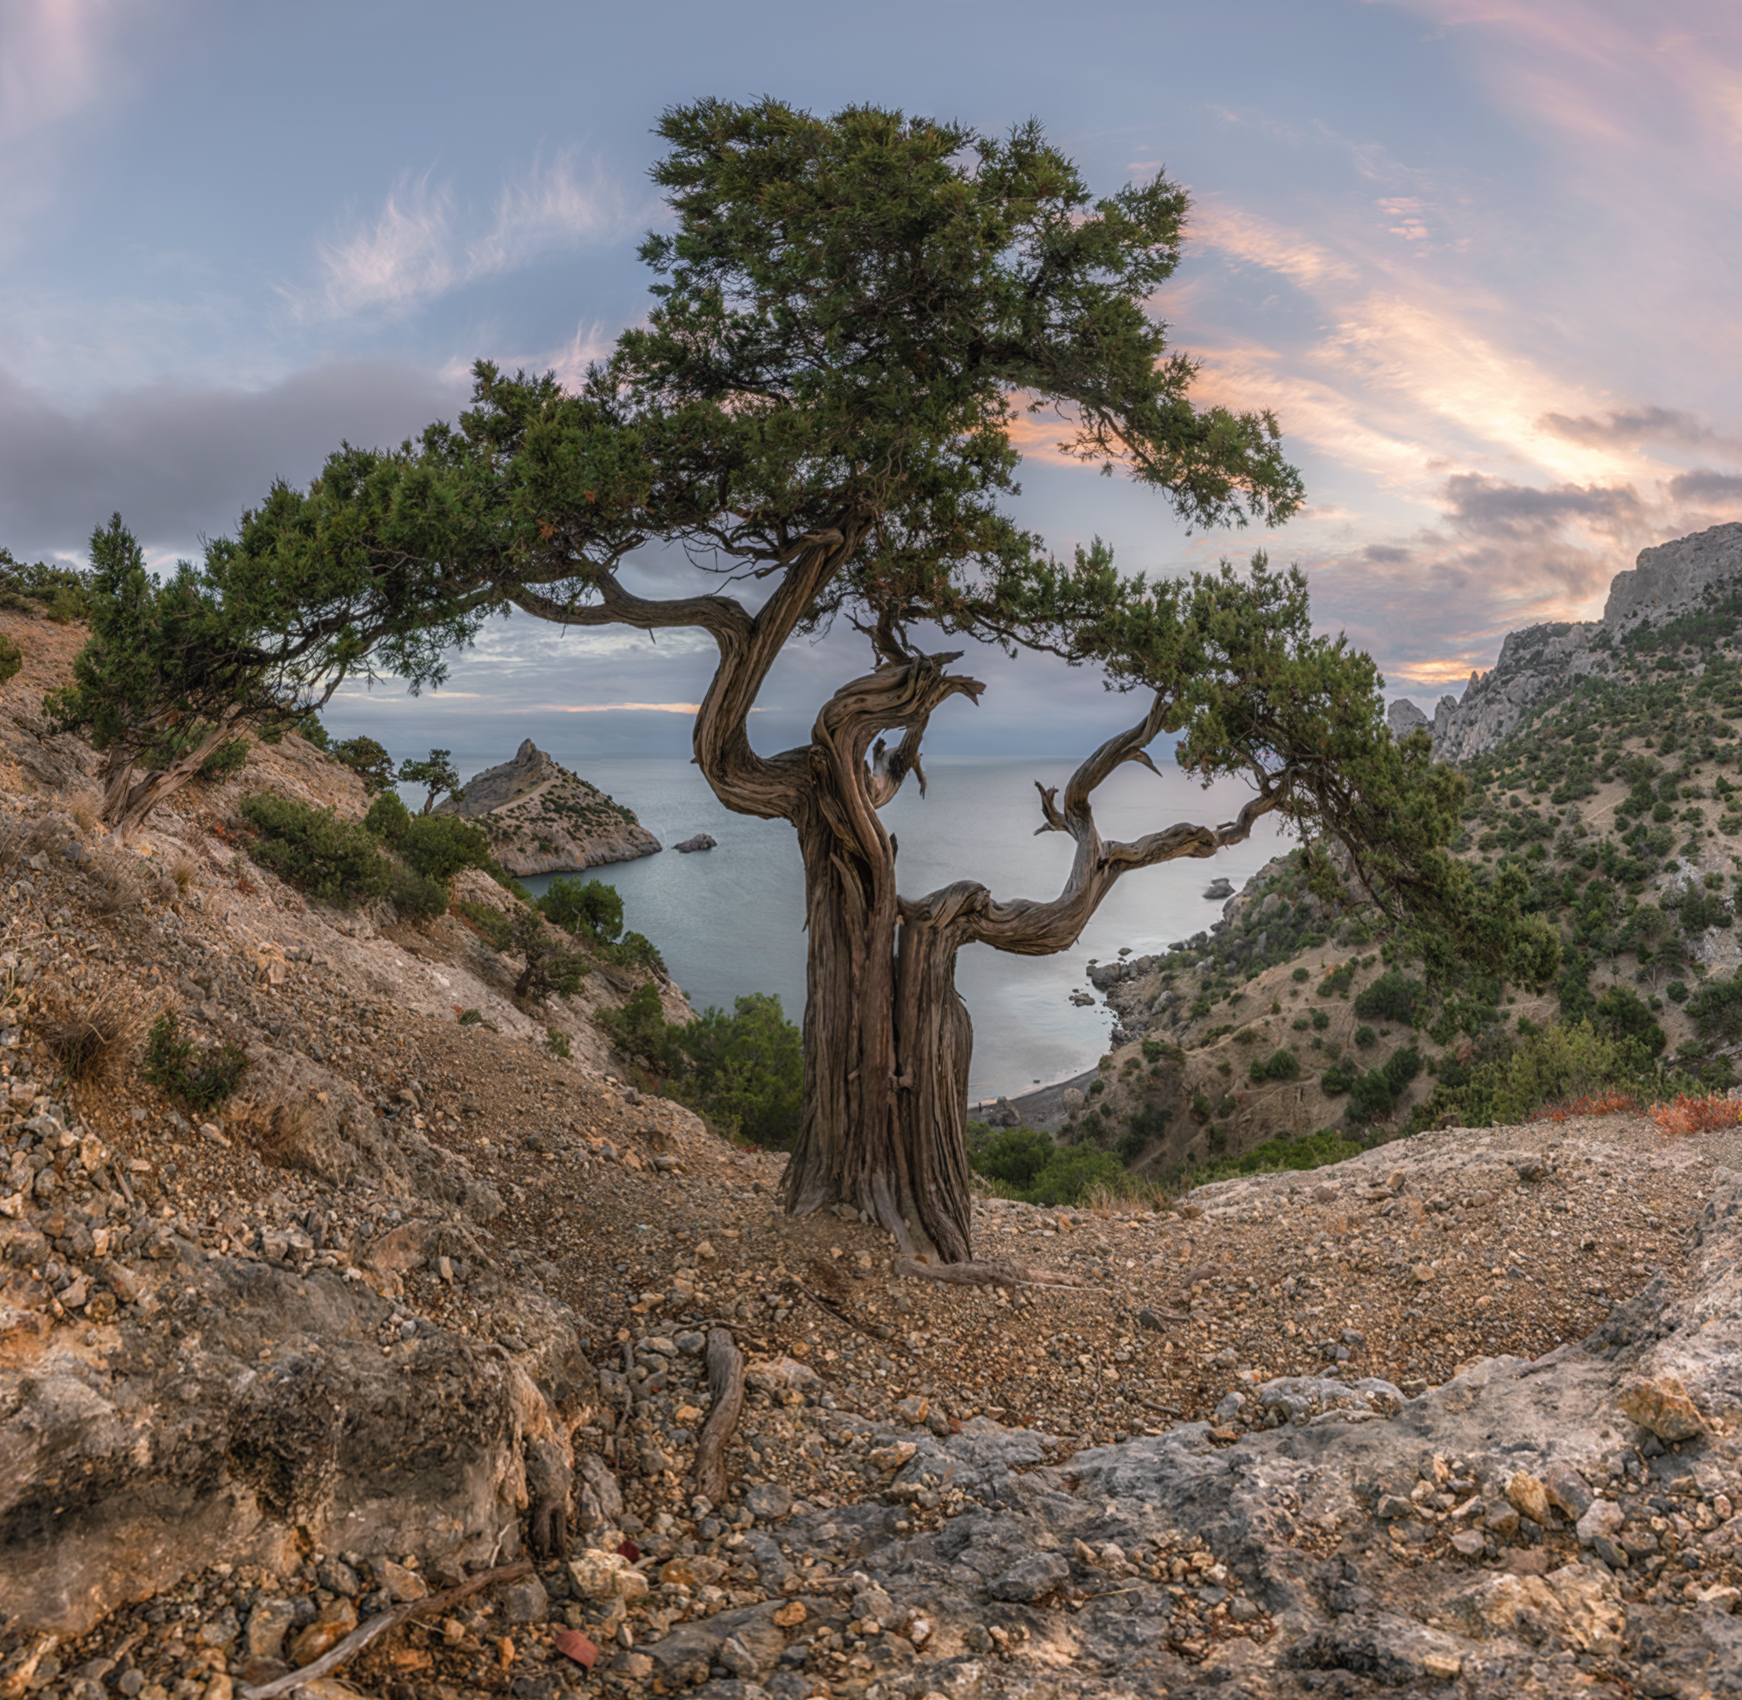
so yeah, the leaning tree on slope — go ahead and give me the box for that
[227,100,1554,1261]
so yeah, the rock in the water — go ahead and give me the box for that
[674,833,717,854]
[1203,877,1235,900]
[437,738,660,874]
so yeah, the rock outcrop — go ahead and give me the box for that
[439,739,660,875]
[1393,521,1742,762]
[1386,697,1430,739]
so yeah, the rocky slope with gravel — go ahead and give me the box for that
[7,602,1742,1698]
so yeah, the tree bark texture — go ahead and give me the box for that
[778,685,1292,1262]
[99,707,248,837]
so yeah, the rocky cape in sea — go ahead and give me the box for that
[1393,521,1742,761]
[439,739,661,876]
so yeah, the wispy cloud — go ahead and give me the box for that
[300,151,642,321]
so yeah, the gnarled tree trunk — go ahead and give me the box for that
[777,683,1294,1262]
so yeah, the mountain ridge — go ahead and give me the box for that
[1396,521,1742,761]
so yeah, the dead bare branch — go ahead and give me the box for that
[693,1327,745,1507]
[237,1560,532,1699]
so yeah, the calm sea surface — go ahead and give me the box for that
[450,753,1286,1101]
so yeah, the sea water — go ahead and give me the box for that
[503,755,1285,1102]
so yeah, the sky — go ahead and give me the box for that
[4,0,1741,764]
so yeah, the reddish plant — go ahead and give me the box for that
[1649,1093,1742,1136]
[1533,1090,1640,1123]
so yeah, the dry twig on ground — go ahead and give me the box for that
[237,1561,533,1700]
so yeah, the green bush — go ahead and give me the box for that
[1592,984,1666,1056]
[1352,970,1424,1025]
[197,736,250,780]
[967,1127,1128,1206]
[457,899,514,951]
[969,1125,1055,1191]
[1318,962,1356,999]
[363,789,412,840]
[1689,971,1742,1044]
[364,790,493,884]
[1353,1024,1377,1049]
[333,736,397,794]
[1668,980,1690,1004]
[537,876,625,943]
[1414,1020,1666,1130]
[238,793,391,905]
[389,864,449,919]
[1249,1047,1301,1083]
[545,1025,572,1059]
[0,631,23,687]
[143,1010,248,1111]
[398,813,494,883]
[599,986,804,1148]
[1189,1128,1362,1186]
[1024,1143,1128,1206]
[675,993,804,1147]
[1322,1045,1421,1123]
[510,909,590,1001]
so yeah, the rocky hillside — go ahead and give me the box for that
[9,600,1742,1699]
[1023,522,1742,1187]
[440,739,661,876]
[1398,521,1742,763]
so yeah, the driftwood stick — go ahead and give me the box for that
[893,1256,1107,1292]
[693,1326,746,1507]
[238,1561,532,1700]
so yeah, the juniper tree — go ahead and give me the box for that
[228,100,1555,1260]
[48,499,495,835]
[400,747,460,813]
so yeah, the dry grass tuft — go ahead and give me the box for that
[71,801,97,835]
[228,1092,314,1166]
[86,857,143,918]
[171,856,196,893]
[39,983,147,1084]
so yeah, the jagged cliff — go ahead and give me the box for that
[439,739,661,876]
[1397,522,1742,761]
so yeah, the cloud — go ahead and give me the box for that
[1440,472,1642,538]
[1669,469,1742,503]
[303,151,641,321]
[0,357,467,561]
[1539,405,1722,447]
[536,701,703,714]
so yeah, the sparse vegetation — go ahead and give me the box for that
[143,1009,249,1110]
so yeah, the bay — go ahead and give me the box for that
[503,754,1286,1102]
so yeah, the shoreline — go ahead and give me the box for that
[968,1065,1101,1133]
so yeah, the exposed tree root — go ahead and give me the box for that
[238,1560,533,1699]
[893,1256,1107,1291]
[693,1327,745,1507]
